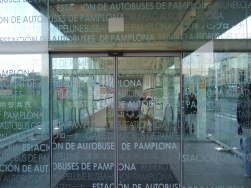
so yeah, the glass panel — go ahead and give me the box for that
[183,50,251,187]
[0,54,50,187]
[118,56,181,187]
[48,1,183,50]
[52,56,114,187]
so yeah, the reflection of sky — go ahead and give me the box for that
[52,58,90,69]
[0,2,63,74]
[183,52,249,77]
[217,16,251,39]
[183,15,251,76]
[0,2,65,40]
[0,55,43,74]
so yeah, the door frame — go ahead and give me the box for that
[49,52,184,188]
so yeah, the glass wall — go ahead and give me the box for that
[182,50,251,187]
[0,54,50,187]
[0,1,50,187]
[0,0,251,187]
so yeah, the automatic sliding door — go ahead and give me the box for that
[51,55,115,187]
[117,56,181,187]
[51,53,181,187]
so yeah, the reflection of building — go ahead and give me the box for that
[206,53,250,95]
[27,72,42,95]
[0,73,42,95]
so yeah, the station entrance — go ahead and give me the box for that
[51,52,182,187]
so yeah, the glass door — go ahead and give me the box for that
[51,53,181,187]
[117,54,181,187]
[51,54,115,187]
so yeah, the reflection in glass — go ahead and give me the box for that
[0,54,49,187]
[52,56,114,187]
[118,56,181,187]
[183,50,251,186]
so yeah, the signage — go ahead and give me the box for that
[57,87,66,100]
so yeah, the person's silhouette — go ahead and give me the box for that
[237,84,251,177]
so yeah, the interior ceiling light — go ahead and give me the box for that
[214,147,223,151]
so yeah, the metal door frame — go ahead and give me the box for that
[49,52,184,188]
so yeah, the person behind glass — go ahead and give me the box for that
[141,97,154,133]
[185,93,197,136]
[139,92,147,112]
[237,84,251,178]
[124,89,140,130]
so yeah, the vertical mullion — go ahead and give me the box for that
[49,54,53,188]
[114,56,119,187]
[180,55,184,188]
